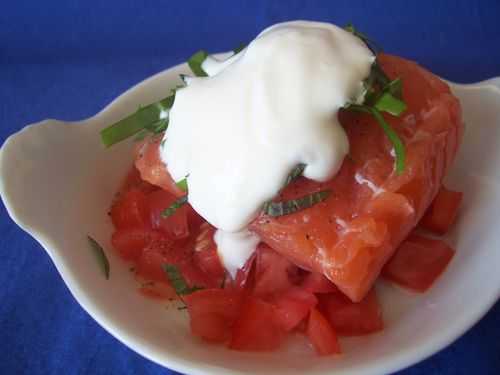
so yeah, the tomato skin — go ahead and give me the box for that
[136,248,172,282]
[273,287,318,331]
[229,297,284,351]
[120,166,156,194]
[382,234,455,292]
[193,247,225,280]
[253,245,299,297]
[301,272,339,294]
[319,288,383,336]
[420,186,463,235]
[111,228,164,261]
[146,189,189,240]
[110,189,150,230]
[184,289,244,342]
[307,308,341,355]
[190,223,225,280]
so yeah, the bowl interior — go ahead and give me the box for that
[1,61,499,375]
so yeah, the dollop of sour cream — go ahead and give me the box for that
[161,21,374,276]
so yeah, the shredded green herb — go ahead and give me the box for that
[384,77,403,99]
[285,163,306,186]
[344,24,407,173]
[188,50,209,77]
[162,264,202,295]
[161,195,188,217]
[346,104,406,174]
[374,92,407,116]
[263,190,331,217]
[233,43,247,54]
[87,236,110,279]
[100,94,175,147]
[176,178,188,192]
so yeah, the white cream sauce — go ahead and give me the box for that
[161,21,374,276]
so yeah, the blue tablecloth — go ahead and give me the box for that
[1,1,499,374]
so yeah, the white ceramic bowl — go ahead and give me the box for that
[1,59,499,375]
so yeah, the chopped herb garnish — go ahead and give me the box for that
[233,43,247,54]
[384,77,403,99]
[344,24,407,173]
[133,129,149,142]
[176,178,188,192]
[263,190,331,217]
[100,94,175,147]
[285,163,306,186]
[374,92,407,116]
[87,236,110,279]
[346,104,406,174]
[161,195,188,217]
[162,264,202,295]
[188,50,209,77]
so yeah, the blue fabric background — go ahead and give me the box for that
[1,1,499,374]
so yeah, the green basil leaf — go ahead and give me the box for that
[176,178,188,192]
[188,50,209,77]
[162,264,202,295]
[284,163,306,186]
[233,43,247,54]
[100,94,175,147]
[346,104,406,174]
[374,92,407,116]
[87,236,110,279]
[263,190,331,217]
[384,78,403,99]
[161,195,188,217]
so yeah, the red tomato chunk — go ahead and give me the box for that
[110,189,150,230]
[184,289,244,342]
[382,234,455,292]
[273,287,318,331]
[307,308,341,355]
[420,186,463,235]
[146,189,189,240]
[229,297,285,351]
[319,288,383,336]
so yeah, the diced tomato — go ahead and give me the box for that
[120,166,157,195]
[193,247,225,280]
[190,223,224,279]
[273,287,318,331]
[111,228,164,261]
[253,245,299,297]
[146,189,189,239]
[136,248,172,282]
[110,189,150,230]
[184,289,244,342]
[420,186,463,235]
[301,272,339,294]
[382,234,455,292]
[229,297,284,351]
[233,253,257,291]
[186,204,206,232]
[306,308,341,356]
[319,288,383,336]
